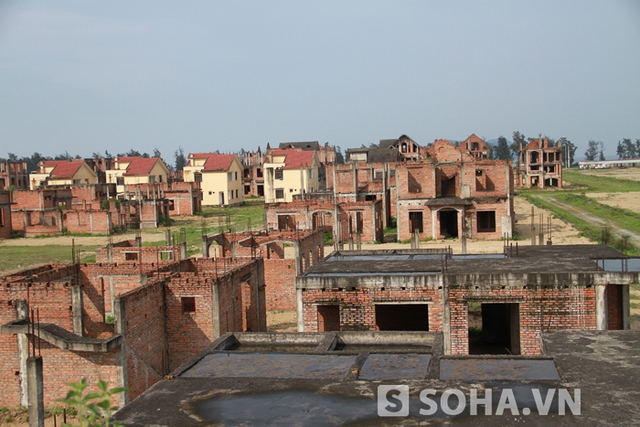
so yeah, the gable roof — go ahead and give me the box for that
[117,157,162,176]
[187,153,236,172]
[268,149,316,169]
[278,141,320,151]
[42,160,85,179]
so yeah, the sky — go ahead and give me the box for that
[1,1,639,163]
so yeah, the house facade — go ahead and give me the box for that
[106,157,170,197]
[264,149,320,203]
[29,160,98,190]
[184,153,244,206]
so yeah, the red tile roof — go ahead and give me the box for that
[268,149,315,169]
[118,157,160,176]
[202,154,235,172]
[42,160,84,179]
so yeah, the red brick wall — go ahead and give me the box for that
[118,280,166,400]
[301,287,442,332]
[448,284,596,355]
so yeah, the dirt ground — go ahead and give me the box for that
[586,191,640,211]
[579,167,640,182]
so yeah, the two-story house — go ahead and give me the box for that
[264,149,320,203]
[106,156,170,198]
[183,153,244,206]
[29,160,98,190]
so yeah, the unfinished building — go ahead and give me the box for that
[0,161,29,191]
[202,229,324,312]
[396,139,514,242]
[0,190,13,239]
[0,242,266,409]
[517,136,563,188]
[297,245,636,356]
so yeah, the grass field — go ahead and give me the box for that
[521,167,640,254]
[0,245,100,275]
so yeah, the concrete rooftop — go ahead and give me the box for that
[114,330,640,426]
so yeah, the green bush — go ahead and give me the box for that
[58,378,127,427]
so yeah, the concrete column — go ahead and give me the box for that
[107,244,113,262]
[135,235,142,247]
[296,288,304,332]
[596,284,608,330]
[622,285,631,330]
[165,229,172,245]
[211,281,221,338]
[294,242,301,276]
[442,277,451,355]
[202,235,210,258]
[71,283,84,336]
[179,242,187,260]
[16,300,29,407]
[27,356,44,427]
[356,232,361,250]
[114,297,130,406]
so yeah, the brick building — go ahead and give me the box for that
[0,245,266,409]
[297,245,636,356]
[202,229,324,312]
[0,190,13,239]
[10,186,127,236]
[516,137,563,188]
[241,147,265,197]
[0,161,29,191]
[395,138,514,242]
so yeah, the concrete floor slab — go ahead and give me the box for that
[440,359,560,381]
[181,352,358,379]
[358,354,431,381]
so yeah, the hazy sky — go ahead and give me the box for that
[1,1,639,161]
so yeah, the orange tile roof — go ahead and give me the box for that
[268,149,315,169]
[118,157,160,176]
[42,160,84,179]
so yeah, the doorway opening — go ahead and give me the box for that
[469,302,520,355]
[439,209,458,238]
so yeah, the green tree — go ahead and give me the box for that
[557,137,577,167]
[494,136,511,160]
[335,146,345,164]
[511,131,526,162]
[584,140,600,161]
[174,146,187,171]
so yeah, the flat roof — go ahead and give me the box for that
[114,331,640,426]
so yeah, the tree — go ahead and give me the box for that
[598,141,605,161]
[153,148,162,159]
[557,137,577,167]
[494,136,511,160]
[511,131,526,162]
[616,138,636,159]
[584,140,600,161]
[335,146,345,164]
[174,146,187,171]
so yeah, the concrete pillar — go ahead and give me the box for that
[165,229,171,245]
[71,283,84,336]
[622,285,631,330]
[596,284,608,330]
[179,242,187,260]
[442,277,451,355]
[107,244,113,262]
[27,356,44,427]
[202,235,210,258]
[296,288,304,332]
[356,232,361,250]
[211,281,221,338]
[294,242,301,276]
[135,235,142,247]
[348,237,354,250]
[114,297,130,406]
[16,300,29,407]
